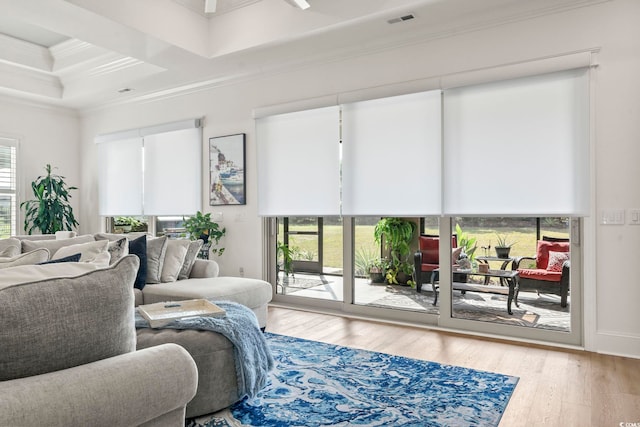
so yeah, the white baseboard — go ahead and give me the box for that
[593,330,640,359]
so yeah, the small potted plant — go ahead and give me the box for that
[183,211,226,257]
[367,259,387,284]
[374,217,416,286]
[494,233,516,258]
[114,216,142,233]
[276,241,297,282]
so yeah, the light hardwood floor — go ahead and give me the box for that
[265,306,640,427]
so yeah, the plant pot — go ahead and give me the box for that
[395,271,412,285]
[495,247,511,258]
[369,272,385,283]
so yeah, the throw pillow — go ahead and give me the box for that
[178,239,204,280]
[52,239,109,265]
[145,236,168,284]
[107,237,129,265]
[0,249,50,269]
[38,253,82,264]
[0,238,21,258]
[54,231,77,239]
[160,239,190,283]
[128,235,147,290]
[547,251,570,272]
[452,247,463,264]
[21,235,95,257]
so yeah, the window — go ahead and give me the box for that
[0,137,17,238]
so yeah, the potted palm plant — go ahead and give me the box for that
[374,217,416,286]
[21,164,79,234]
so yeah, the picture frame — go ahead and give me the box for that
[209,133,246,206]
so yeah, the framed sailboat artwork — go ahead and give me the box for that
[209,133,246,206]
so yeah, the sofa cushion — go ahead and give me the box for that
[146,236,168,284]
[0,238,21,258]
[21,235,95,257]
[52,239,109,266]
[179,239,204,280]
[0,249,50,269]
[535,240,570,270]
[128,235,147,290]
[518,268,562,282]
[0,255,139,381]
[160,239,190,283]
[141,277,272,310]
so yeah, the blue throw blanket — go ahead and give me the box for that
[135,301,273,399]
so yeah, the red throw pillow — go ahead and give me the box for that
[546,251,570,272]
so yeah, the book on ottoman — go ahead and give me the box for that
[138,299,226,328]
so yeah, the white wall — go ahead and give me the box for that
[77,0,640,357]
[0,97,81,234]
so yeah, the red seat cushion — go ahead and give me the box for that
[518,268,562,282]
[421,263,440,272]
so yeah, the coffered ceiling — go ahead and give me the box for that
[0,0,605,111]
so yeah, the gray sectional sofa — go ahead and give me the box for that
[0,233,274,421]
[0,256,199,426]
[5,233,273,328]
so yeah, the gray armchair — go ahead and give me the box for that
[0,255,198,427]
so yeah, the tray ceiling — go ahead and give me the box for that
[0,0,605,110]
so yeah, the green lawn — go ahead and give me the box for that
[281,223,569,272]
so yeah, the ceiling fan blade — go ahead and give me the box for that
[205,0,217,13]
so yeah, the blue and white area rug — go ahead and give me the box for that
[187,333,518,427]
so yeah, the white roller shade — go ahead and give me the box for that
[342,90,442,216]
[256,106,340,216]
[97,137,143,216]
[96,119,201,216]
[443,68,589,216]
[143,127,202,215]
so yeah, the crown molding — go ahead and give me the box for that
[0,33,53,72]
[0,92,78,117]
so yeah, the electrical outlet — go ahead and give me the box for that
[239,267,244,277]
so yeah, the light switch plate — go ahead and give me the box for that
[601,209,625,225]
[628,209,640,225]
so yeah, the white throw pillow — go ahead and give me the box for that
[21,235,95,257]
[0,249,51,269]
[0,261,100,289]
[160,239,190,283]
[53,239,110,266]
[0,238,22,259]
[178,239,204,280]
[146,236,168,284]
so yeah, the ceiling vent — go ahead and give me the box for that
[387,14,415,24]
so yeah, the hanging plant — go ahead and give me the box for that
[21,164,79,235]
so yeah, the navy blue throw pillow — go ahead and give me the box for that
[128,235,147,290]
[38,253,82,264]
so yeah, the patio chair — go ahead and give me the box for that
[513,236,570,307]
[413,234,466,292]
